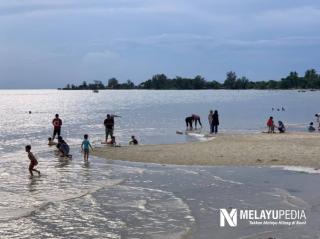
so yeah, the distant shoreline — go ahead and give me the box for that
[92,132,320,168]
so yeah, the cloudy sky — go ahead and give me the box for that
[0,0,319,88]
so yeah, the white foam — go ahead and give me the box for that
[271,165,320,174]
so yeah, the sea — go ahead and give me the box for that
[1,89,320,239]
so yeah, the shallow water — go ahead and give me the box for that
[1,90,320,238]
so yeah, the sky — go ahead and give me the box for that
[0,0,319,89]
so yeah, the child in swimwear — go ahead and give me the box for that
[25,145,40,177]
[81,134,93,161]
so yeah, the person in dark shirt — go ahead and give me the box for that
[185,116,193,130]
[56,136,71,158]
[129,135,138,145]
[104,114,120,142]
[212,110,219,134]
[52,114,62,140]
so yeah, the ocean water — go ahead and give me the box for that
[1,90,320,239]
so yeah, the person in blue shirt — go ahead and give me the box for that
[81,134,93,161]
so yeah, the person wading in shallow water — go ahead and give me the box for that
[212,110,219,134]
[104,114,120,143]
[52,114,62,140]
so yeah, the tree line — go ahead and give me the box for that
[61,69,320,90]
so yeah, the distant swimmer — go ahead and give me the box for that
[277,121,286,133]
[185,116,193,130]
[28,111,32,114]
[81,134,93,161]
[52,114,62,140]
[57,136,71,158]
[192,114,202,129]
[48,137,57,146]
[308,122,316,132]
[25,145,40,178]
[129,135,138,145]
[104,114,121,143]
[281,107,285,111]
[267,116,275,133]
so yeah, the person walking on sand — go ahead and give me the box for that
[208,110,214,133]
[192,114,202,129]
[267,116,275,133]
[52,114,62,140]
[212,110,219,134]
[104,114,120,143]
[25,145,40,178]
[81,134,93,161]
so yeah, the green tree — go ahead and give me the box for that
[108,78,119,89]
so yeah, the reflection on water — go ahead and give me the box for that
[1,90,320,238]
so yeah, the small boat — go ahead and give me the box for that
[93,89,99,93]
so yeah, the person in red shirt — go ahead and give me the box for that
[267,116,275,133]
[52,114,62,140]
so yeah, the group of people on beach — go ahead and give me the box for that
[185,110,219,134]
[266,113,320,134]
[266,117,286,133]
[26,113,139,178]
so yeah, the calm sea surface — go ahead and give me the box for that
[0,90,320,239]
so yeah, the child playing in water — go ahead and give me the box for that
[25,145,40,177]
[81,134,93,161]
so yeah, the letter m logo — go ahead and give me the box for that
[220,209,237,227]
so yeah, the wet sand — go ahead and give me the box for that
[93,132,320,167]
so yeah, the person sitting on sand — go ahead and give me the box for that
[57,136,71,157]
[267,116,275,133]
[192,114,202,129]
[129,135,138,145]
[308,122,316,132]
[48,137,57,146]
[277,121,286,133]
[185,116,193,130]
[25,145,40,177]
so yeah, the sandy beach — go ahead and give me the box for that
[93,132,320,167]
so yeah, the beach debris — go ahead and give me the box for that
[176,131,183,135]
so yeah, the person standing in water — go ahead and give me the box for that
[104,114,120,143]
[208,110,214,133]
[81,134,93,161]
[192,114,202,129]
[212,110,219,134]
[25,145,40,177]
[52,114,62,140]
[185,116,193,130]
